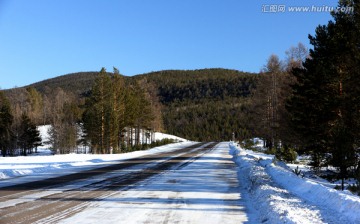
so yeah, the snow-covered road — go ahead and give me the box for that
[57,142,253,224]
[0,142,253,223]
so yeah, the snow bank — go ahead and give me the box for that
[154,132,188,142]
[229,142,360,223]
[229,143,324,223]
[265,160,360,223]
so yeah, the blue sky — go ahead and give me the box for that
[0,0,339,89]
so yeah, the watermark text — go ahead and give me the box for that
[262,5,354,14]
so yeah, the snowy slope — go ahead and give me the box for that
[229,142,360,223]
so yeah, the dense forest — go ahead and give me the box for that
[137,69,257,141]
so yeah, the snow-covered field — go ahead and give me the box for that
[229,142,360,223]
[0,141,195,188]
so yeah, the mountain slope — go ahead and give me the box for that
[27,72,104,96]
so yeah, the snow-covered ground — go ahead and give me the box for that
[37,125,52,149]
[229,142,360,223]
[0,141,195,188]
[37,125,188,150]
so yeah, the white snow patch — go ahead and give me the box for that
[37,124,51,149]
[154,132,188,142]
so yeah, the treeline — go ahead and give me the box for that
[248,1,360,191]
[0,67,162,155]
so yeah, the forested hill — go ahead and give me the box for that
[5,68,258,141]
[134,69,257,141]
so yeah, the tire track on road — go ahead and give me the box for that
[0,142,218,224]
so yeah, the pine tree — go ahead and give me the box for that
[18,113,41,156]
[327,0,360,189]
[0,91,13,157]
[83,68,113,153]
[287,0,360,188]
[109,67,125,152]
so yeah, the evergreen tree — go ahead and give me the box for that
[109,67,125,152]
[83,68,112,153]
[287,0,360,189]
[18,113,41,156]
[0,91,13,157]
[122,83,153,147]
